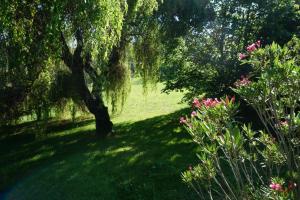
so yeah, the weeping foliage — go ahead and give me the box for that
[0,0,128,123]
[104,45,131,114]
[102,0,162,112]
[0,0,165,123]
[26,59,56,121]
[134,21,163,90]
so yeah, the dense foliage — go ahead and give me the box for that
[162,0,300,99]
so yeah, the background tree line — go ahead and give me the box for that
[161,0,300,99]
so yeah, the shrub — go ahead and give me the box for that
[181,37,300,199]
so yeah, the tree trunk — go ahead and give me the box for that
[89,100,113,137]
[61,30,113,138]
[75,69,113,137]
[72,58,113,138]
[87,106,113,137]
[95,106,113,137]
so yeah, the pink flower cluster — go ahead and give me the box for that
[269,181,297,192]
[239,53,247,60]
[180,117,187,124]
[193,98,201,108]
[234,75,251,87]
[193,98,222,109]
[203,98,221,107]
[238,40,261,60]
[191,111,197,117]
[270,182,282,191]
[179,117,192,128]
[247,40,261,53]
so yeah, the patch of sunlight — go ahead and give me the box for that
[153,121,170,128]
[127,152,145,164]
[50,124,94,138]
[166,139,191,146]
[173,127,183,133]
[20,150,55,165]
[169,154,182,162]
[85,150,103,158]
[111,78,187,123]
[83,156,106,168]
[104,146,133,156]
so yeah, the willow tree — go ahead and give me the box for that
[0,0,161,137]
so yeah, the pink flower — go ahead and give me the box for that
[239,53,247,60]
[256,40,261,48]
[247,43,257,52]
[202,98,221,108]
[180,117,187,124]
[212,98,221,106]
[269,183,276,190]
[202,98,213,107]
[246,40,261,53]
[191,111,197,117]
[231,96,235,103]
[234,75,251,87]
[188,165,193,171]
[193,98,201,108]
[270,183,282,191]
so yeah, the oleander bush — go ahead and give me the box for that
[180,37,300,200]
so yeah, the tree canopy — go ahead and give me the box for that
[0,0,161,131]
[162,0,300,99]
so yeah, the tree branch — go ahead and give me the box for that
[84,52,99,83]
[60,32,73,68]
[74,28,83,59]
[84,52,103,102]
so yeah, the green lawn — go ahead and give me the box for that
[110,79,187,123]
[0,81,200,200]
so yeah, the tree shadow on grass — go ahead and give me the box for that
[1,108,200,200]
[0,119,94,149]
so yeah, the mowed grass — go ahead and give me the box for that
[111,79,187,123]
[0,80,200,200]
